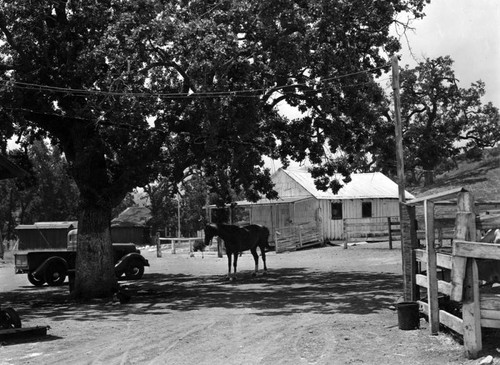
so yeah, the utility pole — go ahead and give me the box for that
[392,55,416,301]
[392,55,405,203]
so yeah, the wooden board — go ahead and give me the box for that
[0,326,48,341]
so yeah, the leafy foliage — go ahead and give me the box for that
[0,0,428,298]
[0,140,79,239]
[372,56,500,185]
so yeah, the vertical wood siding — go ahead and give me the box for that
[319,198,400,240]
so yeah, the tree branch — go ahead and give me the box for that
[147,41,197,94]
[0,11,24,57]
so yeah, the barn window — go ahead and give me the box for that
[362,202,372,218]
[331,202,343,220]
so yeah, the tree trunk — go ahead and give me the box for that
[423,170,434,186]
[72,204,117,300]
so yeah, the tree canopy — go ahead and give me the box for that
[372,56,500,185]
[0,0,428,299]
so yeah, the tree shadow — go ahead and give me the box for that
[1,267,403,322]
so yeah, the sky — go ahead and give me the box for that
[396,0,500,106]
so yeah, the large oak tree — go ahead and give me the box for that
[0,0,428,299]
[372,56,500,185]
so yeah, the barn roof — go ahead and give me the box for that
[111,206,152,227]
[280,167,415,200]
[234,196,313,207]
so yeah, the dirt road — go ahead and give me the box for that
[0,243,498,364]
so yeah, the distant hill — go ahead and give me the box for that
[409,152,500,203]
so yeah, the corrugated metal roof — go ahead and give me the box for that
[281,167,415,200]
[234,196,313,207]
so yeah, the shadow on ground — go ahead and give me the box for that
[1,268,403,322]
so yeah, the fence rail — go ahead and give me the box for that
[343,216,400,249]
[274,222,321,253]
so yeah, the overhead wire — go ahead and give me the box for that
[0,63,391,100]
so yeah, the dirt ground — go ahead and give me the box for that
[1,242,499,365]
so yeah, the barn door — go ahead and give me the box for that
[277,204,291,228]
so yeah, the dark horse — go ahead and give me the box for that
[204,223,270,280]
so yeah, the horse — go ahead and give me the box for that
[481,228,500,244]
[204,223,270,280]
[476,228,500,286]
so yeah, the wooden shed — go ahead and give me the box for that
[111,206,152,246]
[214,167,415,250]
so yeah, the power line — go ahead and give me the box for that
[0,63,391,99]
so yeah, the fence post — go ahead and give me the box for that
[156,232,162,258]
[453,191,481,358]
[424,199,440,335]
[171,239,176,254]
[343,218,348,249]
[388,217,393,250]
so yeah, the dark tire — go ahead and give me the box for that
[0,307,22,329]
[27,272,45,287]
[44,262,67,286]
[124,261,144,280]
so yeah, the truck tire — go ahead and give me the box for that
[27,272,46,287]
[125,261,144,280]
[44,262,67,286]
[0,307,22,329]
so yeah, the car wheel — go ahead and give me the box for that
[125,261,144,280]
[0,307,22,329]
[27,272,45,287]
[44,262,67,286]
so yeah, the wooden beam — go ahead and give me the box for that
[462,258,482,359]
[406,187,468,206]
[450,192,477,302]
[424,199,440,335]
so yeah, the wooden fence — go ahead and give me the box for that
[409,189,500,359]
[343,216,400,249]
[274,222,321,253]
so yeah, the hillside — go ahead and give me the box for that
[409,155,500,204]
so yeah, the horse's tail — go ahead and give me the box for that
[262,226,271,250]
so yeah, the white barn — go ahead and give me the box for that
[221,167,415,246]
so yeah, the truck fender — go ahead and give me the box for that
[32,256,68,278]
[114,252,149,273]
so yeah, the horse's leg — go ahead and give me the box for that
[260,245,268,274]
[226,253,232,280]
[232,252,238,281]
[250,247,259,276]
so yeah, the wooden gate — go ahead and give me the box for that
[274,222,322,253]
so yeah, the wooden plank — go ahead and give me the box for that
[0,326,48,341]
[415,249,453,269]
[480,294,500,311]
[415,274,451,295]
[450,193,477,302]
[454,240,500,260]
[462,258,482,359]
[406,187,468,205]
[480,309,500,321]
[425,200,440,335]
[440,309,464,335]
[480,319,500,329]
[477,214,500,230]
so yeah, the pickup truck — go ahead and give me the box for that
[14,229,149,287]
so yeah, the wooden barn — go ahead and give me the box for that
[111,206,152,246]
[209,167,414,251]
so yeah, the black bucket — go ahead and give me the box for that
[396,301,420,330]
